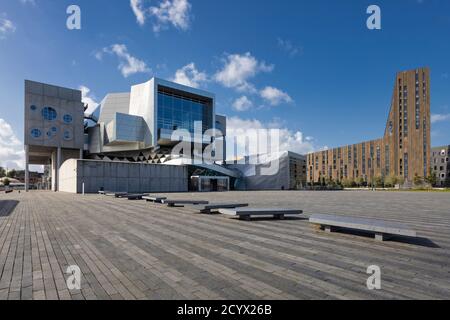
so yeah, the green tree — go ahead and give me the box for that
[425,168,437,187]
[3,178,10,186]
[0,167,5,177]
[7,169,17,178]
[397,176,405,186]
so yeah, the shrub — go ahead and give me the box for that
[384,175,397,188]
[357,177,366,187]
[373,176,384,188]
[341,178,354,188]
[413,175,424,186]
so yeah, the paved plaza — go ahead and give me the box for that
[0,190,450,300]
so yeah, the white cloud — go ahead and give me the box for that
[260,86,293,106]
[171,63,207,88]
[79,86,99,115]
[214,52,274,93]
[103,44,150,78]
[431,113,450,124]
[130,0,192,32]
[94,50,104,61]
[20,0,36,5]
[0,119,24,170]
[150,0,191,32]
[232,96,253,112]
[130,0,146,26]
[0,14,16,39]
[226,116,316,156]
[277,38,302,57]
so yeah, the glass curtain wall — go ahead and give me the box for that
[157,91,212,137]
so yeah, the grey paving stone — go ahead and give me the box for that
[0,191,449,300]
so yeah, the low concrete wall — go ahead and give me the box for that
[59,159,78,193]
[59,159,188,194]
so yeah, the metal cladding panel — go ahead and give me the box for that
[230,152,291,191]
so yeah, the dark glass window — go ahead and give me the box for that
[42,107,57,121]
[385,145,390,174]
[63,114,73,124]
[64,130,72,140]
[157,91,212,135]
[362,144,366,175]
[404,153,409,178]
[30,128,41,138]
[376,146,381,168]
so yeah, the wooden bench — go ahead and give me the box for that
[219,208,303,220]
[309,214,417,242]
[187,203,249,214]
[161,200,209,207]
[143,196,167,203]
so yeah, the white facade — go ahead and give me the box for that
[89,77,218,155]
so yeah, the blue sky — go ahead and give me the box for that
[1,0,450,169]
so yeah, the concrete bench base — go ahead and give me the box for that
[311,214,417,242]
[219,208,303,220]
[126,194,148,200]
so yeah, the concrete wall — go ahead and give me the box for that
[59,159,78,193]
[59,159,188,194]
[25,80,85,149]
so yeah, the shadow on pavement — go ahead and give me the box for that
[0,200,19,217]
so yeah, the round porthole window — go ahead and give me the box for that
[63,114,73,124]
[63,130,73,141]
[30,105,37,111]
[42,107,57,121]
[30,128,42,138]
